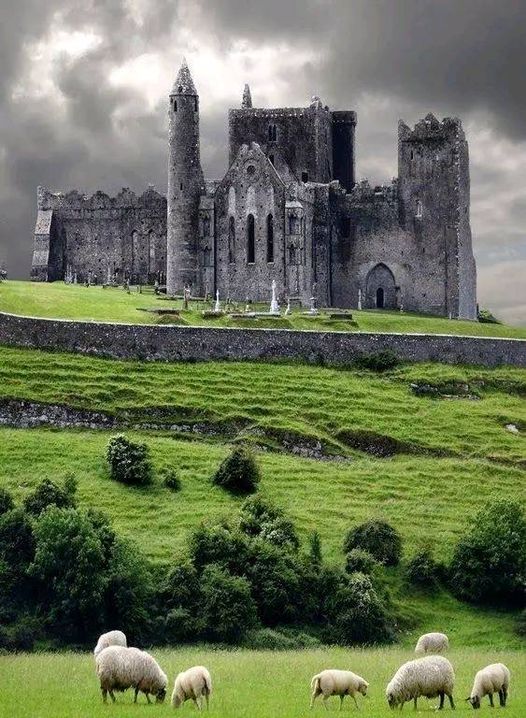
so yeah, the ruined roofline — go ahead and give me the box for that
[229,105,356,119]
[398,114,465,142]
[37,185,166,211]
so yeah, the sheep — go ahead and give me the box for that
[310,669,369,710]
[467,663,510,709]
[171,666,212,710]
[415,632,449,654]
[386,655,455,711]
[95,645,167,704]
[93,629,127,657]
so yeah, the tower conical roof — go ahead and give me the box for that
[242,83,252,108]
[172,58,197,95]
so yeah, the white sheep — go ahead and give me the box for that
[310,669,369,710]
[415,632,449,654]
[171,666,212,710]
[467,663,510,709]
[93,629,127,657]
[386,655,455,711]
[95,645,167,704]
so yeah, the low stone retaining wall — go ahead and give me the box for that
[0,311,525,367]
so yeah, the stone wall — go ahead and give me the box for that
[0,311,524,368]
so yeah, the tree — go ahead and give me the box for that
[106,434,153,486]
[188,522,249,575]
[23,477,76,516]
[325,572,396,645]
[200,564,258,642]
[239,494,299,550]
[212,446,260,494]
[30,507,109,641]
[449,500,526,606]
[0,508,36,608]
[404,547,442,592]
[345,548,380,575]
[343,520,402,566]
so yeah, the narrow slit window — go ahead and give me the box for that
[228,216,235,263]
[266,214,274,263]
[247,214,255,263]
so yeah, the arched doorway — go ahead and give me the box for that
[365,263,397,309]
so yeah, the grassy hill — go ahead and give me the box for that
[1,280,526,337]
[0,343,524,647]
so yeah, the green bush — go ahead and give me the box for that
[200,564,258,643]
[239,494,299,550]
[354,350,399,372]
[23,477,76,516]
[0,614,43,651]
[243,627,320,650]
[404,547,442,591]
[245,539,301,625]
[162,469,181,491]
[309,530,322,568]
[515,609,526,637]
[345,548,380,575]
[325,572,396,645]
[0,488,14,516]
[343,520,402,566]
[106,434,153,486]
[449,500,526,606]
[0,508,36,606]
[212,446,260,494]
[188,522,249,574]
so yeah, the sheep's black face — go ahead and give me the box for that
[469,696,480,710]
[156,688,167,703]
[387,693,397,709]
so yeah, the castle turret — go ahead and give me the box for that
[242,84,252,109]
[398,114,477,319]
[167,59,204,296]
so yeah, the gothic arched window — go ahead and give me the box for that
[266,214,274,263]
[228,216,235,263]
[247,214,255,263]
[203,246,212,267]
[203,215,211,237]
[268,124,277,141]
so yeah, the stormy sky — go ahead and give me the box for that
[1,0,525,324]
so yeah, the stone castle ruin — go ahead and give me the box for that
[32,59,477,318]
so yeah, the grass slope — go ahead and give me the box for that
[2,647,525,718]
[2,280,526,337]
[0,345,523,646]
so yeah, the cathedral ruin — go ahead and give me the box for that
[31,59,477,318]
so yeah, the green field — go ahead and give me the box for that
[1,280,526,337]
[1,647,524,717]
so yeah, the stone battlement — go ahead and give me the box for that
[399,114,464,143]
[37,185,166,212]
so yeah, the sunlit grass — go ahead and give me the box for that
[1,647,525,718]
[1,280,525,337]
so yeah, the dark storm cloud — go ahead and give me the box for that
[0,0,524,322]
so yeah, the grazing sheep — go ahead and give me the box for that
[386,655,455,711]
[310,669,369,710]
[467,663,510,709]
[415,632,449,654]
[93,630,127,658]
[171,666,212,710]
[95,645,167,704]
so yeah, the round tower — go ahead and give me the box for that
[167,58,204,296]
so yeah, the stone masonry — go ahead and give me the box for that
[31,60,477,319]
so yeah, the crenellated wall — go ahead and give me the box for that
[31,186,167,285]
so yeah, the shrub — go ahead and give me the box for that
[449,500,526,606]
[343,520,402,566]
[106,434,153,486]
[0,508,36,606]
[163,606,201,643]
[515,609,526,637]
[23,477,76,516]
[325,572,396,645]
[212,446,260,494]
[0,614,43,651]
[239,494,299,550]
[243,627,320,650]
[188,523,249,575]
[200,564,258,643]
[345,548,380,575]
[354,350,399,372]
[162,469,181,492]
[404,547,442,591]
[0,488,14,516]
